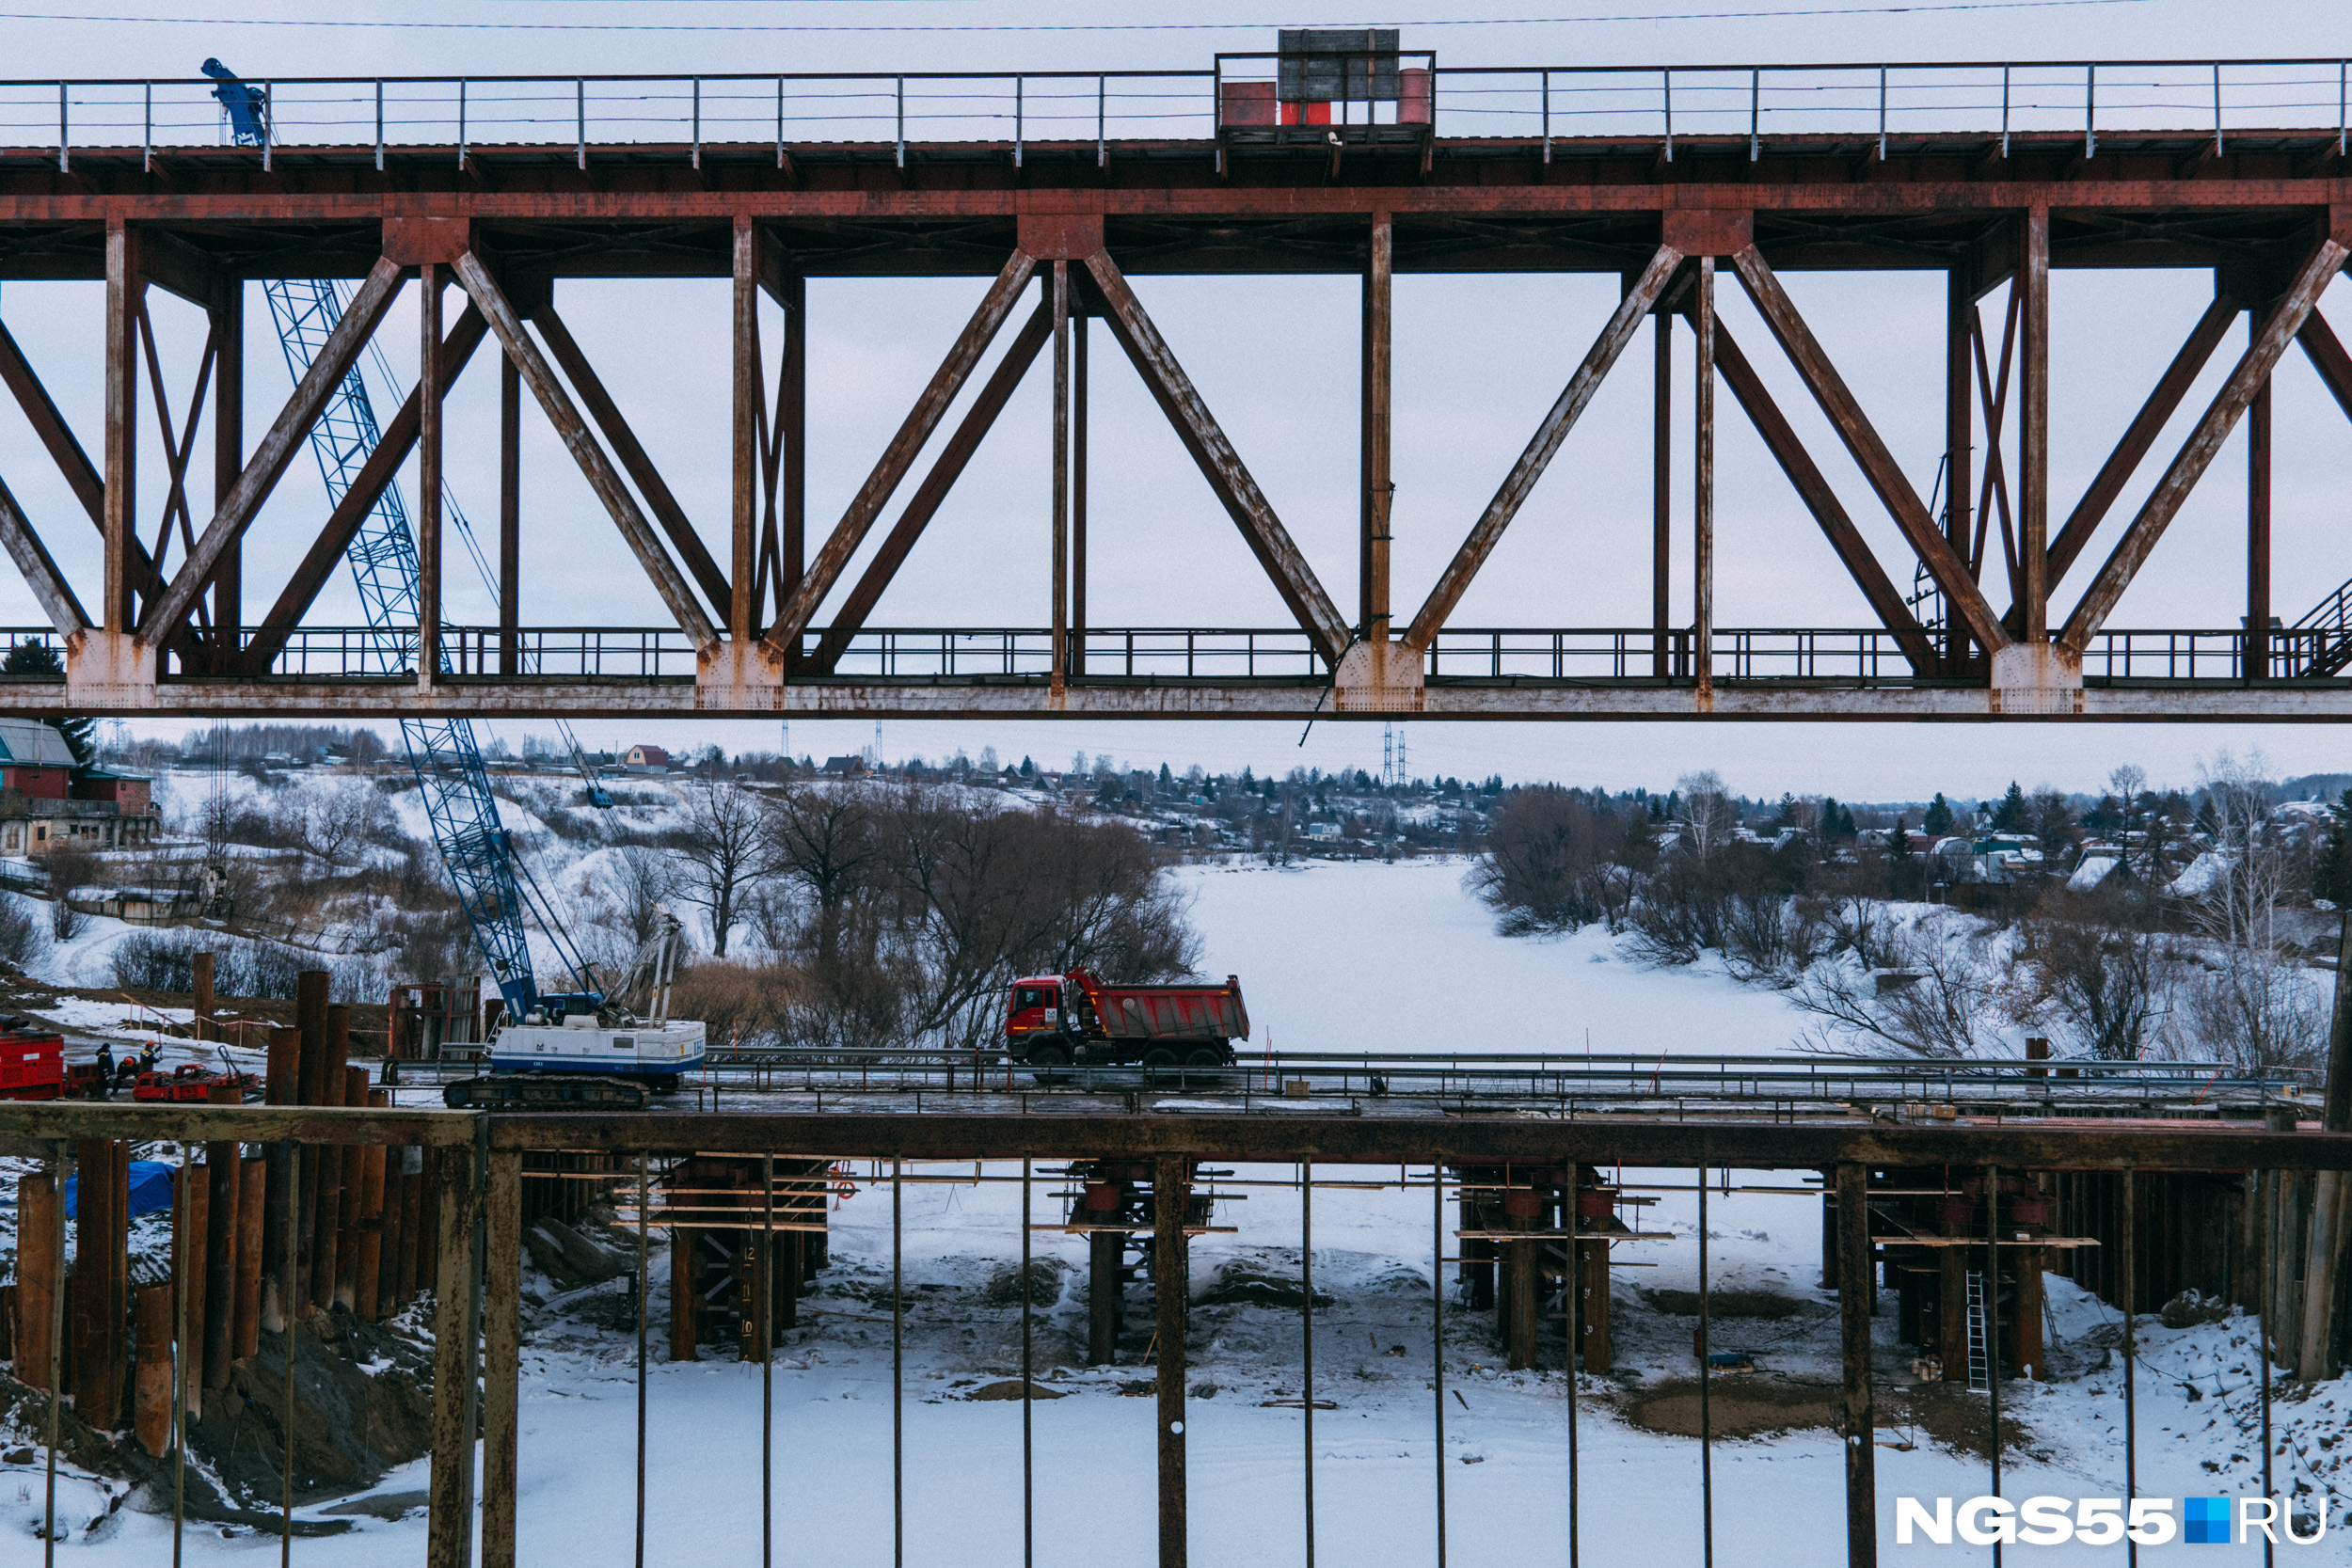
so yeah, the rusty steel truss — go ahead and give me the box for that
[8,61,2352,719]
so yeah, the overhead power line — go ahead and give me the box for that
[0,0,2169,36]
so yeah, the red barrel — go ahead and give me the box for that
[1502,1187,1544,1220]
[1936,1196,1976,1227]
[1082,1181,1124,1212]
[1576,1191,1614,1220]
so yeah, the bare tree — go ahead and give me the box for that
[764,784,884,971]
[2109,764,2146,874]
[2009,900,2175,1060]
[1790,911,2005,1057]
[596,845,675,949]
[2177,751,2326,1070]
[295,779,392,867]
[43,838,100,941]
[666,784,776,958]
[1472,785,1613,934]
[1676,769,1738,862]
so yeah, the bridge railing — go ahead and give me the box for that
[0,625,2338,683]
[5,58,2350,164]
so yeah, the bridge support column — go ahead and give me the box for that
[1152,1152,1190,1568]
[1089,1227,1125,1364]
[2019,206,2050,641]
[212,282,243,657]
[2249,372,2272,677]
[1653,305,1673,677]
[1944,267,1974,672]
[1692,254,1715,705]
[1362,210,1392,643]
[1052,260,1072,694]
[103,217,139,632]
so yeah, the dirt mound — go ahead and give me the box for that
[1624,1377,1840,1438]
[1197,1264,1333,1310]
[965,1381,1066,1402]
[979,1259,1067,1308]
[1622,1376,2035,1455]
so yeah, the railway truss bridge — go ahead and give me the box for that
[10,56,2352,719]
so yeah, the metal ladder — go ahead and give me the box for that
[1963,1270,1992,1392]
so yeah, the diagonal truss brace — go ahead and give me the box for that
[453,250,720,652]
[767,249,1040,662]
[530,299,733,628]
[2042,293,2240,594]
[2295,306,2352,421]
[2059,228,2351,657]
[0,316,174,616]
[1730,245,2012,656]
[138,256,406,648]
[1083,249,1350,667]
[0,467,90,639]
[810,301,1056,673]
[1404,244,1684,655]
[1707,319,1932,673]
[240,302,492,674]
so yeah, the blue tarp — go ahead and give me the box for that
[64,1160,176,1220]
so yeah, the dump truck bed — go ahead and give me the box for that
[1074,972,1248,1041]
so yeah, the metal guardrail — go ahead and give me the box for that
[0,626,2345,684]
[396,1044,2317,1111]
[6,58,2352,166]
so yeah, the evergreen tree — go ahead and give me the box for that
[1773,792,1800,828]
[1,641,92,767]
[2317,790,2352,906]
[2082,793,2121,837]
[1992,781,2029,832]
[1019,755,1036,778]
[2030,786,2081,862]
[1922,793,1955,836]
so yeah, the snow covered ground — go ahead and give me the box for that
[1177,858,1818,1058]
[5,860,2345,1561]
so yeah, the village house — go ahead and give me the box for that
[0,721,159,853]
[621,744,671,774]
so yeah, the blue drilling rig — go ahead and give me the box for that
[210,60,602,1023]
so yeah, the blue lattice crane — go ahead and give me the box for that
[211,59,600,1021]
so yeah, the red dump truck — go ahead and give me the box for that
[1003,967,1249,1073]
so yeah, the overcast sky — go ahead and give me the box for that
[8,2,2352,798]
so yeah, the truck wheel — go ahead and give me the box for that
[1184,1046,1226,1072]
[1029,1041,1073,1084]
[1141,1047,1179,1080]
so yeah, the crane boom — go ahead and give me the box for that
[262,276,597,1018]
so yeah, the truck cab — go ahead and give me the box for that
[1006,975,1080,1051]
